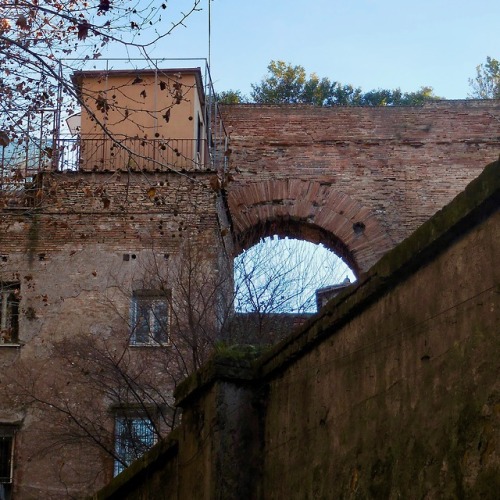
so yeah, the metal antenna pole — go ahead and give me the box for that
[208,0,211,69]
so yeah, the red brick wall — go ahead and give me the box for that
[0,171,223,254]
[222,100,500,271]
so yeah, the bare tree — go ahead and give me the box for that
[0,1,211,215]
[3,236,352,495]
[233,237,353,343]
[3,240,232,494]
[0,1,202,140]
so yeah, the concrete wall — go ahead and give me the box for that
[222,101,500,271]
[94,159,499,499]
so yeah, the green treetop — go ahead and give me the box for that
[468,57,500,99]
[246,60,440,106]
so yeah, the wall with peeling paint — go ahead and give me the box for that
[0,169,231,498]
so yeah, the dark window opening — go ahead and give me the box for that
[0,437,13,484]
[0,283,20,344]
[0,425,17,500]
[196,115,203,156]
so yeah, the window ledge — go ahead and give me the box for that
[129,343,171,348]
[0,342,22,348]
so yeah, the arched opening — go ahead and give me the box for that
[235,218,360,276]
[227,180,394,274]
[229,233,356,346]
[235,236,355,314]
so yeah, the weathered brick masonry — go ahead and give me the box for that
[0,171,231,498]
[0,99,499,498]
[3,101,496,271]
[222,100,500,271]
[0,172,225,254]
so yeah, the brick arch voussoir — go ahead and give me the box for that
[227,179,393,273]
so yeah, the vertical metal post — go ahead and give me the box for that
[154,61,158,137]
[52,61,64,171]
[38,110,44,172]
[208,0,212,70]
[25,112,31,178]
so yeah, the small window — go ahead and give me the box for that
[0,283,20,344]
[196,114,203,155]
[0,425,17,500]
[114,415,156,476]
[130,290,170,346]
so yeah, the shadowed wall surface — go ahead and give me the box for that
[94,160,500,499]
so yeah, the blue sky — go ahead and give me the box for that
[133,0,499,99]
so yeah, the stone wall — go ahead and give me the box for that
[259,161,499,499]
[94,159,499,499]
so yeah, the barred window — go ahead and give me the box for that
[114,415,156,477]
[0,436,13,484]
[130,290,169,346]
[0,283,20,344]
[0,425,17,500]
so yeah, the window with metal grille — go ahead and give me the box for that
[0,425,17,500]
[130,290,169,346]
[0,436,13,484]
[113,416,156,476]
[0,283,20,344]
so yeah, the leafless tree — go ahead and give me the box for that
[0,1,207,213]
[0,1,203,140]
[3,240,231,493]
[234,237,352,342]
[3,236,352,495]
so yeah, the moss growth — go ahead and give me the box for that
[470,467,500,499]
[376,159,499,281]
[214,342,270,360]
[175,344,269,406]
[368,451,394,498]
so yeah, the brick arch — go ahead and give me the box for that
[227,179,394,273]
